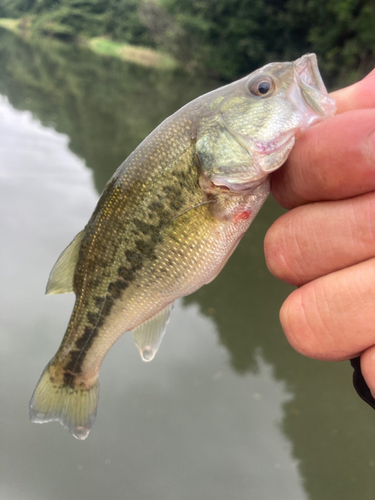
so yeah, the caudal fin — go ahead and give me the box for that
[29,363,99,440]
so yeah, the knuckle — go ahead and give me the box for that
[280,285,335,360]
[264,224,294,283]
[264,209,309,286]
[280,289,318,358]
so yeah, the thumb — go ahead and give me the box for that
[331,68,375,114]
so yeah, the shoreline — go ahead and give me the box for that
[0,18,177,70]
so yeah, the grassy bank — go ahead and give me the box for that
[0,18,177,70]
[88,37,177,69]
[0,18,21,32]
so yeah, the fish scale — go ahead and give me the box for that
[62,144,202,368]
[30,54,336,439]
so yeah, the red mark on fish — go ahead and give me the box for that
[234,210,252,224]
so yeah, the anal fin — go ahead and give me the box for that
[132,303,174,362]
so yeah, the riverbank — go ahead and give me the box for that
[0,18,20,32]
[0,18,177,70]
[87,37,176,69]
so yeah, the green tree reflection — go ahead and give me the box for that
[0,28,215,191]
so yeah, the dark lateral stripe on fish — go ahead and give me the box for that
[60,160,202,380]
[63,326,102,381]
[63,371,77,387]
[61,233,166,376]
[63,297,115,378]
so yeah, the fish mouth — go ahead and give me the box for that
[291,53,336,124]
[294,54,327,94]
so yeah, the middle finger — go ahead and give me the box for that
[264,191,375,286]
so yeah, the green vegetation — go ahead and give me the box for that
[0,0,374,84]
[0,18,21,31]
[88,36,177,68]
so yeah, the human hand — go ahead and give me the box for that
[264,68,375,402]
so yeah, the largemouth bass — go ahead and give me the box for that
[30,54,336,439]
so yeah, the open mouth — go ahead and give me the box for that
[294,54,328,94]
[292,54,336,119]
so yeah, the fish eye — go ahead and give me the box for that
[248,75,275,97]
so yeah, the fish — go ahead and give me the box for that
[29,53,336,440]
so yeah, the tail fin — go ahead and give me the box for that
[29,363,99,440]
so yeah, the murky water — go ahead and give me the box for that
[1,28,375,500]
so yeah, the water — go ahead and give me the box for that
[1,28,375,500]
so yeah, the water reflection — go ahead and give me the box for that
[1,27,375,500]
[0,28,216,193]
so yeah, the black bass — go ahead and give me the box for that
[30,54,335,439]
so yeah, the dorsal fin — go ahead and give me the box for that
[46,230,85,295]
[132,303,174,362]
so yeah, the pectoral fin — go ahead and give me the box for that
[132,303,174,362]
[46,230,84,295]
